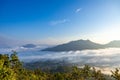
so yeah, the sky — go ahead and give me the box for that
[0,0,120,45]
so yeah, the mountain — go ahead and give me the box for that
[42,39,105,51]
[105,40,120,47]
[42,40,120,51]
[22,44,37,48]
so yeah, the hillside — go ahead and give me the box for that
[42,39,120,51]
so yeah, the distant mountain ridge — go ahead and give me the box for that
[105,40,120,47]
[42,39,120,51]
[22,44,37,48]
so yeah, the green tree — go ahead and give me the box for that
[111,68,120,80]
[0,54,16,80]
[92,67,106,80]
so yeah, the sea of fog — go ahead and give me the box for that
[1,47,120,74]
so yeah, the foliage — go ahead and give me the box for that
[111,68,120,80]
[0,52,120,80]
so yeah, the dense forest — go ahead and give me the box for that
[0,52,120,80]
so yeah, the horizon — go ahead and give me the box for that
[0,0,120,46]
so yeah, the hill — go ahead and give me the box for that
[42,39,120,51]
[22,44,37,48]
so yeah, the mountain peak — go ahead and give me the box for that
[42,39,103,51]
[69,39,92,43]
[42,39,120,52]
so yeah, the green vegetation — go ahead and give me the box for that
[0,52,120,80]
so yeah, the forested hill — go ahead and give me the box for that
[42,39,120,51]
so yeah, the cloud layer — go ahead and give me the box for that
[1,47,120,69]
[1,47,120,74]
[18,48,120,68]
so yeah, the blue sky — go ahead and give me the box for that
[0,0,120,45]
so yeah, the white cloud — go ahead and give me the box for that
[2,47,120,74]
[50,19,69,26]
[19,48,120,67]
[75,8,82,13]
